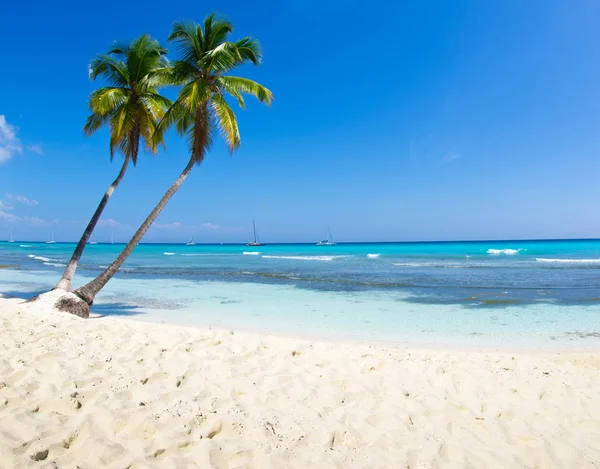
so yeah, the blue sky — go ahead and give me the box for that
[1,0,600,243]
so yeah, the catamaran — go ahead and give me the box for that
[246,220,265,246]
[8,228,14,243]
[316,225,337,246]
[46,232,56,244]
[186,236,196,246]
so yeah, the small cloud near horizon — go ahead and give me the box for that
[97,218,130,229]
[6,193,39,207]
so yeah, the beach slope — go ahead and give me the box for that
[1,296,599,468]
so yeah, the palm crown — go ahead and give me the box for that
[157,14,273,163]
[85,34,172,164]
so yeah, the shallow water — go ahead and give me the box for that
[2,240,600,349]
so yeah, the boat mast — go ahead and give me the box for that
[253,220,258,243]
[328,225,333,243]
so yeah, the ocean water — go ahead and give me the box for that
[1,239,600,349]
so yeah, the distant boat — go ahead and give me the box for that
[246,220,265,246]
[316,225,336,246]
[186,236,196,246]
[90,241,98,245]
[8,228,14,243]
[46,232,56,244]
[111,232,114,245]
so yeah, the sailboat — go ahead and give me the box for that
[186,236,196,246]
[111,232,114,245]
[8,228,14,243]
[316,225,336,246]
[46,232,56,244]
[89,240,98,245]
[246,220,265,246]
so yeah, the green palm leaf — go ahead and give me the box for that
[157,13,273,164]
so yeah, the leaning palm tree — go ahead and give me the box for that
[69,15,272,311]
[55,35,171,292]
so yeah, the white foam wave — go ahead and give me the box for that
[487,248,521,255]
[367,253,380,258]
[393,262,439,267]
[99,265,108,269]
[43,262,66,267]
[163,252,176,256]
[536,258,600,264]
[29,255,53,262]
[243,252,260,255]
[393,262,489,268]
[20,244,32,248]
[262,255,344,261]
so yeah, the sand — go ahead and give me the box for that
[1,295,599,469]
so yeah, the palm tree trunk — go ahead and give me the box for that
[55,156,131,292]
[74,157,196,305]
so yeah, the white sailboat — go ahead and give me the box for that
[90,240,98,245]
[246,220,265,246]
[46,232,56,244]
[186,236,196,246]
[316,225,336,246]
[111,232,114,245]
[8,228,14,243]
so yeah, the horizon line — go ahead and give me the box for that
[3,237,600,245]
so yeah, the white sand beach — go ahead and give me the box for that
[1,295,600,469]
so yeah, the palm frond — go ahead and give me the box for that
[205,14,234,49]
[211,93,240,153]
[217,76,273,106]
[168,21,203,66]
[83,112,110,136]
[89,55,129,86]
[234,37,262,65]
[88,87,129,115]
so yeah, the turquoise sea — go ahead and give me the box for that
[1,239,600,349]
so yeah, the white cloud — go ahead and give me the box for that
[153,221,182,229]
[200,223,221,230]
[5,193,39,207]
[441,151,461,163]
[97,218,129,229]
[27,144,44,155]
[0,210,57,226]
[0,115,23,164]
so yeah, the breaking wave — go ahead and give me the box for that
[367,253,380,258]
[487,248,521,255]
[262,255,345,261]
[536,258,600,264]
[28,255,52,262]
[163,252,177,256]
[243,252,260,255]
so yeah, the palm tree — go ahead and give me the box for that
[71,15,272,308]
[55,35,171,292]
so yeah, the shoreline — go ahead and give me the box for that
[1,295,600,468]
[3,287,600,354]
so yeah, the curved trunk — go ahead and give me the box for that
[55,156,131,292]
[74,157,196,305]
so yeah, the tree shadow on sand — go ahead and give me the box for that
[89,302,145,318]
[1,289,145,318]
